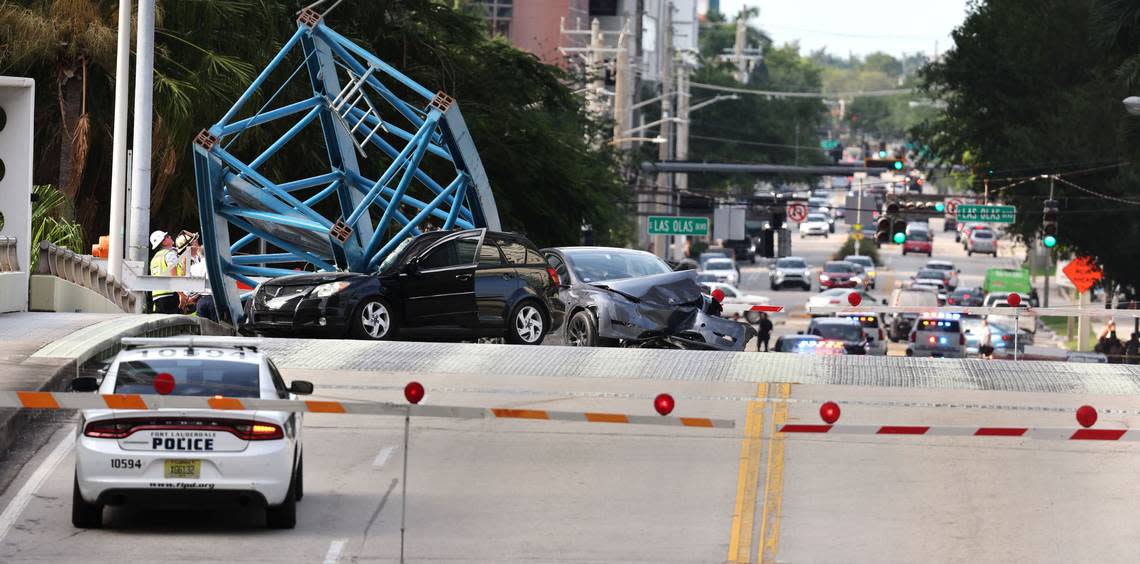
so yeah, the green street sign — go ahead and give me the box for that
[647,216,709,236]
[820,139,840,150]
[955,204,1016,223]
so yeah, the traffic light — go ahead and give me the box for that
[876,216,891,244]
[864,158,905,172]
[886,202,900,215]
[892,219,907,243]
[1042,199,1059,248]
[935,202,945,213]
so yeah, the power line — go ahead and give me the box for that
[688,133,826,151]
[689,81,914,98]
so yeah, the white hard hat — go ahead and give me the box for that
[149,230,168,249]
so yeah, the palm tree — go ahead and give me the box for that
[0,0,116,201]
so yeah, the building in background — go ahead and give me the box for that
[476,0,590,66]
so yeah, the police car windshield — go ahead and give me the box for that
[114,359,262,398]
[812,324,863,341]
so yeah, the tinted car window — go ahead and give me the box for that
[776,258,806,268]
[846,256,873,268]
[916,270,943,280]
[973,231,993,239]
[705,259,734,270]
[909,231,930,242]
[811,324,863,341]
[500,240,529,265]
[478,241,504,267]
[114,359,261,398]
[419,236,478,270]
[824,263,854,273]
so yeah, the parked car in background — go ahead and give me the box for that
[924,260,960,290]
[902,230,933,256]
[543,247,753,350]
[700,282,771,323]
[819,261,861,290]
[967,229,997,256]
[770,256,813,291]
[799,213,831,238]
[907,313,967,358]
[698,257,739,285]
[844,255,877,289]
[772,335,848,355]
[836,312,887,355]
[806,289,883,315]
[806,317,869,355]
[947,287,984,307]
[245,229,563,344]
[698,249,731,269]
[983,292,1031,308]
[887,287,940,341]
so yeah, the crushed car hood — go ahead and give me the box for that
[593,270,703,306]
[587,270,754,351]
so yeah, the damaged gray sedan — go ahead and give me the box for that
[542,247,755,351]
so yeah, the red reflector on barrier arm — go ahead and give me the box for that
[751,305,784,312]
[877,426,930,435]
[1070,429,1126,441]
[779,424,833,433]
[974,427,1027,436]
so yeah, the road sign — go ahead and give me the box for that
[647,216,709,236]
[955,204,1016,223]
[1062,256,1102,293]
[853,223,862,230]
[946,198,962,216]
[787,203,808,222]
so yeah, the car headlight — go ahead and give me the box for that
[867,271,876,278]
[820,274,830,281]
[312,281,351,297]
[852,276,862,283]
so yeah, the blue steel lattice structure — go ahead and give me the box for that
[193,9,500,324]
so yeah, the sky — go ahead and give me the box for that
[713,0,972,58]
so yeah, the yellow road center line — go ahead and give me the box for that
[726,383,768,563]
[758,383,790,564]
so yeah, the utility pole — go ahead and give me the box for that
[588,18,605,117]
[107,0,132,278]
[127,0,156,264]
[733,16,747,82]
[673,63,690,261]
[653,1,674,258]
[612,19,631,149]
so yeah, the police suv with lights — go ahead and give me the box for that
[906,313,967,358]
[70,337,313,529]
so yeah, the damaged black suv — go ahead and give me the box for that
[542,247,754,351]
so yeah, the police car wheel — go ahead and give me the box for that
[72,475,102,529]
[294,454,304,501]
[266,475,297,529]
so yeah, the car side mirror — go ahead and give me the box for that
[289,380,314,395]
[71,377,100,392]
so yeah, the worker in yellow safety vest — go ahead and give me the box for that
[149,230,184,314]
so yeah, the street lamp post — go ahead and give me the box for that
[1124,96,1140,116]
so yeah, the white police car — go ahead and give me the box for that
[906,313,966,358]
[71,337,312,529]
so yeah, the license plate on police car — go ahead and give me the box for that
[164,459,201,479]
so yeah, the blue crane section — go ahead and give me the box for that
[193,8,500,324]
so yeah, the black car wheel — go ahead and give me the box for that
[294,453,303,501]
[72,475,102,529]
[351,298,396,340]
[266,474,297,529]
[566,310,600,347]
[507,301,546,345]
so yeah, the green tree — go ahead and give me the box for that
[915,0,1140,286]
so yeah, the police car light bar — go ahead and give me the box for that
[120,337,263,351]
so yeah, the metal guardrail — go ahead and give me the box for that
[0,237,19,272]
[34,242,138,312]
